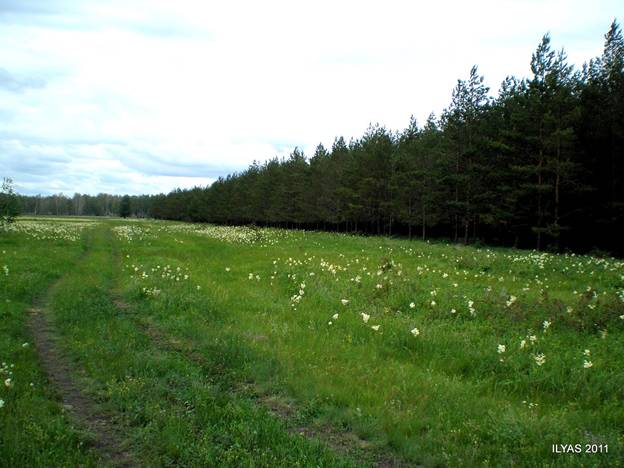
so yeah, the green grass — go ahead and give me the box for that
[0,223,98,466]
[1,217,623,466]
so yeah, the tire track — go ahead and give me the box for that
[130,315,408,468]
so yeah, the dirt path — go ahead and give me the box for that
[28,303,135,467]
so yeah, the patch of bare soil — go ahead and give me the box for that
[28,307,135,467]
[112,299,131,311]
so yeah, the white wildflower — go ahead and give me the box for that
[534,353,546,366]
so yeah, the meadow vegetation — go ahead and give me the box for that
[1,217,622,466]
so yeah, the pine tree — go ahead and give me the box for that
[517,35,581,249]
[442,66,490,243]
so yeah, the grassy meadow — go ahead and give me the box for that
[1,217,623,467]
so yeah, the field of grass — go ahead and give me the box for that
[1,217,623,466]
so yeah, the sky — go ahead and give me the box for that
[0,0,621,196]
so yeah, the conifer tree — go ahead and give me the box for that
[442,66,490,243]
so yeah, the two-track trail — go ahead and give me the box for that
[27,229,135,467]
[25,223,388,466]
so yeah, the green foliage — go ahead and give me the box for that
[0,224,99,466]
[0,177,20,228]
[119,195,131,218]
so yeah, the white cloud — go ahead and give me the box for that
[0,0,620,195]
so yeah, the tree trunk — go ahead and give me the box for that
[536,120,544,250]
[454,150,460,242]
[537,158,543,251]
[473,215,478,240]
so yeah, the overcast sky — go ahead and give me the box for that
[1,1,621,196]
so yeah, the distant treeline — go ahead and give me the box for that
[19,23,624,255]
[18,192,159,218]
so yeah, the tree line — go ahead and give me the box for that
[16,192,157,218]
[16,22,624,255]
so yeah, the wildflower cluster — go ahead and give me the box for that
[0,360,14,409]
[142,287,161,297]
[124,257,197,299]
[164,224,293,246]
[113,224,153,241]
[4,220,96,241]
[533,353,546,366]
[290,282,305,308]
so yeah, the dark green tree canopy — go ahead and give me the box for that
[119,195,131,218]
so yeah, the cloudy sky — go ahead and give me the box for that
[1,0,621,196]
